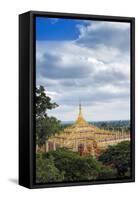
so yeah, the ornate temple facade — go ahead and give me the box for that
[43,105,130,156]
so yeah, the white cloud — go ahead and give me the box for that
[76,21,130,52]
[36,20,130,121]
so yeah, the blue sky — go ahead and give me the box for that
[36,17,81,41]
[36,17,130,121]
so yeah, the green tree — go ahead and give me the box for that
[45,148,115,181]
[36,154,64,183]
[36,85,58,119]
[36,116,63,147]
[36,86,63,147]
[98,141,131,178]
[100,122,107,129]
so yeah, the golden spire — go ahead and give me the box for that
[79,103,82,116]
[75,104,88,126]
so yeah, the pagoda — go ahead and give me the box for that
[43,104,130,156]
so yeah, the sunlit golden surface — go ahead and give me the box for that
[38,104,130,156]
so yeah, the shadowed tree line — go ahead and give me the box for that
[98,141,131,178]
[36,141,131,183]
[91,121,130,133]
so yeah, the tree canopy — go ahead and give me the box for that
[36,85,58,119]
[36,86,63,147]
[98,141,131,178]
[36,154,64,183]
[40,148,116,182]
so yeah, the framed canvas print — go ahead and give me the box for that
[19,11,135,189]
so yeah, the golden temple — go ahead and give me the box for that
[41,104,130,156]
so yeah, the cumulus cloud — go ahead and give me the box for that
[76,21,130,51]
[36,20,130,121]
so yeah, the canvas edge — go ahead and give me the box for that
[19,11,135,189]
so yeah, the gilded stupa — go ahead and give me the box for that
[44,104,130,156]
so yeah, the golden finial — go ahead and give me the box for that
[76,103,87,126]
[79,103,82,115]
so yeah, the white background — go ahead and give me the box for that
[0,0,137,199]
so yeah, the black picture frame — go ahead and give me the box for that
[19,10,135,189]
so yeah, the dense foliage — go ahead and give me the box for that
[36,86,63,147]
[36,85,58,119]
[98,141,131,178]
[36,148,116,183]
[36,154,64,183]
[36,116,63,146]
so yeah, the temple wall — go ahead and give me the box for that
[98,137,130,149]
